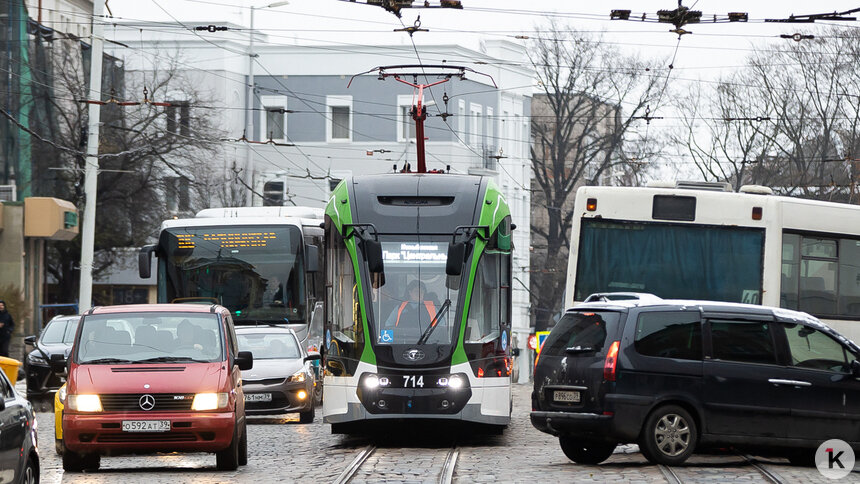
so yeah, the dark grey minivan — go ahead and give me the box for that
[531,294,860,465]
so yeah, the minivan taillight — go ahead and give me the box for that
[603,341,620,381]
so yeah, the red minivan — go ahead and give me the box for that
[55,304,253,472]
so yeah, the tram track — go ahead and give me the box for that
[332,444,460,484]
[656,452,786,484]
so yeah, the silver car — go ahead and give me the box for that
[236,326,319,422]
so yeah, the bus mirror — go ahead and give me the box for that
[446,242,466,276]
[305,244,320,273]
[365,240,384,273]
[138,244,156,279]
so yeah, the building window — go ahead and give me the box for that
[470,103,482,147]
[260,96,287,142]
[327,95,352,141]
[166,102,190,136]
[486,107,494,147]
[458,100,466,138]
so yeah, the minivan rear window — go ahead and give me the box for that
[542,312,620,356]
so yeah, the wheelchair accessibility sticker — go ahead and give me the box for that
[379,329,394,343]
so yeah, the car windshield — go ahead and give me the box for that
[41,317,79,344]
[76,312,224,364]
[236,332,301,360]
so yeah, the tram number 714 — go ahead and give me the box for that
[402,375,424,388]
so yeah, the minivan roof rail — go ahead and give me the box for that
[583,292,663,303]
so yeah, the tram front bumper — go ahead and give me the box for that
[356,373,472,415]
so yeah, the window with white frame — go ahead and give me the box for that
[486,107,495,152]
[327,95,352,141]
[458,100,466,139]
[469,103,482,147]
[260,95,288,142]
[166,101,190,136]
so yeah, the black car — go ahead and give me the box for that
[24,315,79,402]
[531,294,860,466]
[0,363,39,483]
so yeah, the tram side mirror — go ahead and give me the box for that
[138,244,156,279]
[305,244,319,273]
[851,359,860,377]
[446,242,466,276]
[365,240,384,274]
[511,347,520,357]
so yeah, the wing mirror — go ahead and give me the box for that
[236,351,254,371]
[851,359,860,377]
[304,351,322,363]
[364,240,384,274]
[305,244,319,273]
[446,241,466,276]
[50,353,67,374]
[138,244,156,279]
[24,335,36,346]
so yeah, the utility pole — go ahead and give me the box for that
[244,5,257,206]
[78,0,105,311]
[244,2,288,206]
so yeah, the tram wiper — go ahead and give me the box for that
[417,299,452,345]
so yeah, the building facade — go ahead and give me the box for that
[107,24,534,380]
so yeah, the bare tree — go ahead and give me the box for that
[677,26,860,202]
[528,23,664,330]
[26,37,227,302]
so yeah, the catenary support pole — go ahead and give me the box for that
[78,0,105,311]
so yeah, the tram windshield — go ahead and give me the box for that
[370,238,460,345]
[158,226,307,324]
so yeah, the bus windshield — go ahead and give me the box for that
[370,238,460,345]
[575,220,764,303]
[158,225,306,324]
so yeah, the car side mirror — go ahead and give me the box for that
[139,244,156,279]
[236,351,254,371]
[0,398,5,412]
[364,240,384,274]
[851,359,860,377]
[305,244,319,273]
[511,347,520,357]
[304,351,322,363]
[24,335,36,346]
[50,353,67,374]
[446,242,466,276]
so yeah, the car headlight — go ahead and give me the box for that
[67,394,102,412]
[191,393,229,411]
[58,385,67,404]
[27,353,48,366]
[287,369,306,383]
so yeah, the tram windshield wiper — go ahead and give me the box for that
[417,299,452,345]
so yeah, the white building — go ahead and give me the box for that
[106,22,534,381]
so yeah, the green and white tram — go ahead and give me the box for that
[321,174,515,432]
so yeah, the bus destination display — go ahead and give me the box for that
[176,232,278,249]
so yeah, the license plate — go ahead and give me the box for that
[122,420,170,432]
[245,393,272,402]
[553,390,581,403]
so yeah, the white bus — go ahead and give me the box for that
[565,181,860,342]
[139,206,325,346]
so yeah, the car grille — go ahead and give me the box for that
[243,377,286,386]
[96,432,197,443]
[100,394,195,412]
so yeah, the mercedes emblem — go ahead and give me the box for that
[139,394,156,411]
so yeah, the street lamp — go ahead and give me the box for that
[245,1,289,205]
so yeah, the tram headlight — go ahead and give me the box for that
[363,374,391,389]
[448,375,464,389]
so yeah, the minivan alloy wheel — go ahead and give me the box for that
[654,413,691,457]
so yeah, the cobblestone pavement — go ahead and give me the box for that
[24,381,857,483]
